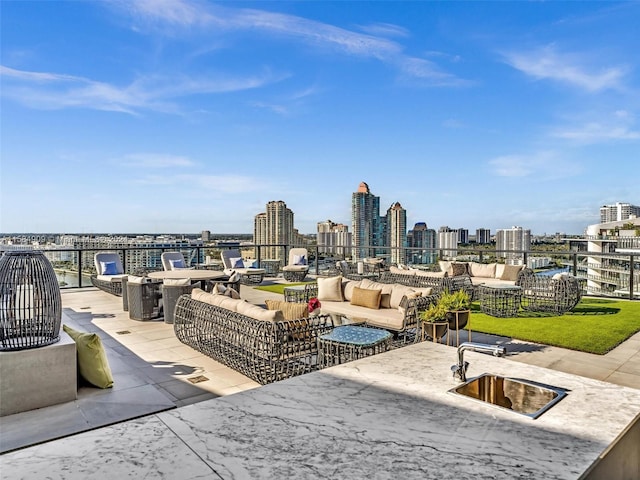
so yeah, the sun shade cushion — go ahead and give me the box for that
[350,286,382,310]
[100,261,118,275]
[63,324,114,389]
[317,276,344,301]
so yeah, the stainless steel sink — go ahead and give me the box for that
[449,373,568,419]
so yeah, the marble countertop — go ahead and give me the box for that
[3,341,640,479]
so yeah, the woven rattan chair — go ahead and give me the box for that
[282,248,309,282]
[161,252,190,271]
[91,252,127,296]
[220,249,266,285]
[519,273,582,314]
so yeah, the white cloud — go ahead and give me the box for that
[488,151,579,180]
[0,65,283,114]
[111,1,465,86]
[356,22,410,38]
[120,153,196,168]
[503,45,627,92]
[551,110,640,144]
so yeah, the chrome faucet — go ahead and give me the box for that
[452,342,507,382]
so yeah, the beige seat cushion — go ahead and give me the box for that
[412,270,447,278]
[192,288,243,311]
[389,265,414,275]
[236,300,284,322]
[321,301,405,330]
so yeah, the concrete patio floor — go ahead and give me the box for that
[1,278,639,454]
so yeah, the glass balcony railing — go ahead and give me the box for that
[0,243,637,301]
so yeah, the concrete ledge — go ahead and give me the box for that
[0,331,77,416]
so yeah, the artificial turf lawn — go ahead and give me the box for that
[470,297,640,355]
[254,282,315,295]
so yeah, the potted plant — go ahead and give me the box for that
[419,302,449,342]
[438,288,471,335]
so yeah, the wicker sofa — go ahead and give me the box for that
[173,289,333,385]
[309,276,438,339]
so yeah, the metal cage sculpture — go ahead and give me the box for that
[0,251,62,351]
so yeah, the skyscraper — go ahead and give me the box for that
[600,202,640,223]
[253,201,295,260]
[387,202,407,265]
[495,226,531,265]
[351,182,380,260]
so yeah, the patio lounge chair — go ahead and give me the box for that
[90,252,127,296]
[220,249,266,285]
[282,248,309,282]
[161,251,190,271]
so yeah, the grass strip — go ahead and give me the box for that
[470,298,640,354]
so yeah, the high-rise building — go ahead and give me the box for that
[475,228,491,244]
[317,220,352,256]
[407,222,436,265]
[201,230,211,242]
[386,202,407,265]
[253,201,295,260]
[351,182,381,260]
[495,226,531,265]
[457,228,469,245]
[600,202,640,223]
[437,226,458,259]
[567,217,640,297]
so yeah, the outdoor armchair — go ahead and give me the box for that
[220,249,266,285]
[161,251,191,271]
[91,252,127,296]
[282,248,309,282]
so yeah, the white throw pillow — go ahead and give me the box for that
[317,276,344,301]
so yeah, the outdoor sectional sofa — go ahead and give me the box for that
[311,276,439,340]
[173,288,333,385]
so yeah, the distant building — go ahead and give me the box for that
[317,220,352,256]
[437,226,458,259]
[457,228,469,245]
[600,202,640,223]
[495,226,531,265]
[387,202,407,265]
[407,222,436,265]
[253,201,295,261]
[201,230,211,241]
[475,228,491,244]
[351,182,381,260]
[567,217,640,298]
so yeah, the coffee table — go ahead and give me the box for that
[318,325,392,368]
[479,285,522,317]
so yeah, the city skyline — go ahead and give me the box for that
[1,1,639,235]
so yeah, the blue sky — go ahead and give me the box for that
[1,1,638,236]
